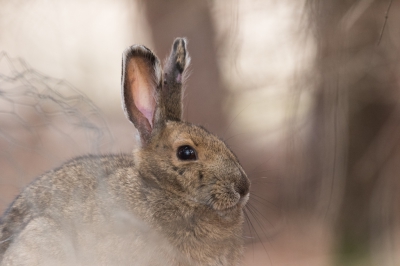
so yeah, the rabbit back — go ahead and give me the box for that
[0,154,187,266]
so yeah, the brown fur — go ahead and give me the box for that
[0,38,250,266]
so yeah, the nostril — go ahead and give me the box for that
[235,174,250,197]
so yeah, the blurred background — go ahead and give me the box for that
[1,0,400,265]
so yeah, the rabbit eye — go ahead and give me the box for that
[177,145,197,161]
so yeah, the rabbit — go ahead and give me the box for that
[0,38,250,266]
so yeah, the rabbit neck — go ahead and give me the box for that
[143,186,245,265]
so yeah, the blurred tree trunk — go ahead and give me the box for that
[139,0,228,136]
[306,0,400,263]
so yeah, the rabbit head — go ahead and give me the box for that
[121,38,250,213]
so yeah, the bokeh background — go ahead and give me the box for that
[1,0,400,265]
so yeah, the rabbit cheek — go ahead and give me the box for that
[169,165,199,194]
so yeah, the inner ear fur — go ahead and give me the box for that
[121,45,162,143]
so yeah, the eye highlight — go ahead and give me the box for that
[177,145,197,161]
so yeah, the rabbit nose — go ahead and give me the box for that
[235,172,250,197]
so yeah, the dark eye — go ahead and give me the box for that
[177,145,197,161]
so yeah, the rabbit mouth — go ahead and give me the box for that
[221,192,249,211]
[227,192,249,210]
[209,191,247,211]
[239,193,250,206]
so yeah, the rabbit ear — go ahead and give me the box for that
[161,38,190,122]
[121,45,162,143]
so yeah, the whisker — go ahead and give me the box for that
[247,201,273,225]
[244,205,273,265]
[250,178,279,185]
[243,208,256,261]
[247,204,273,232]
[250,197,274,210]
[250,193,279,209]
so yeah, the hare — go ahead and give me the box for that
[0,38,250,266]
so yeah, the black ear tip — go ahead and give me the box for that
[171,38,187,73]
[123,45,158,64]
[173,38,187,52]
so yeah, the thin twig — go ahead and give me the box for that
[377,0,394,45]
